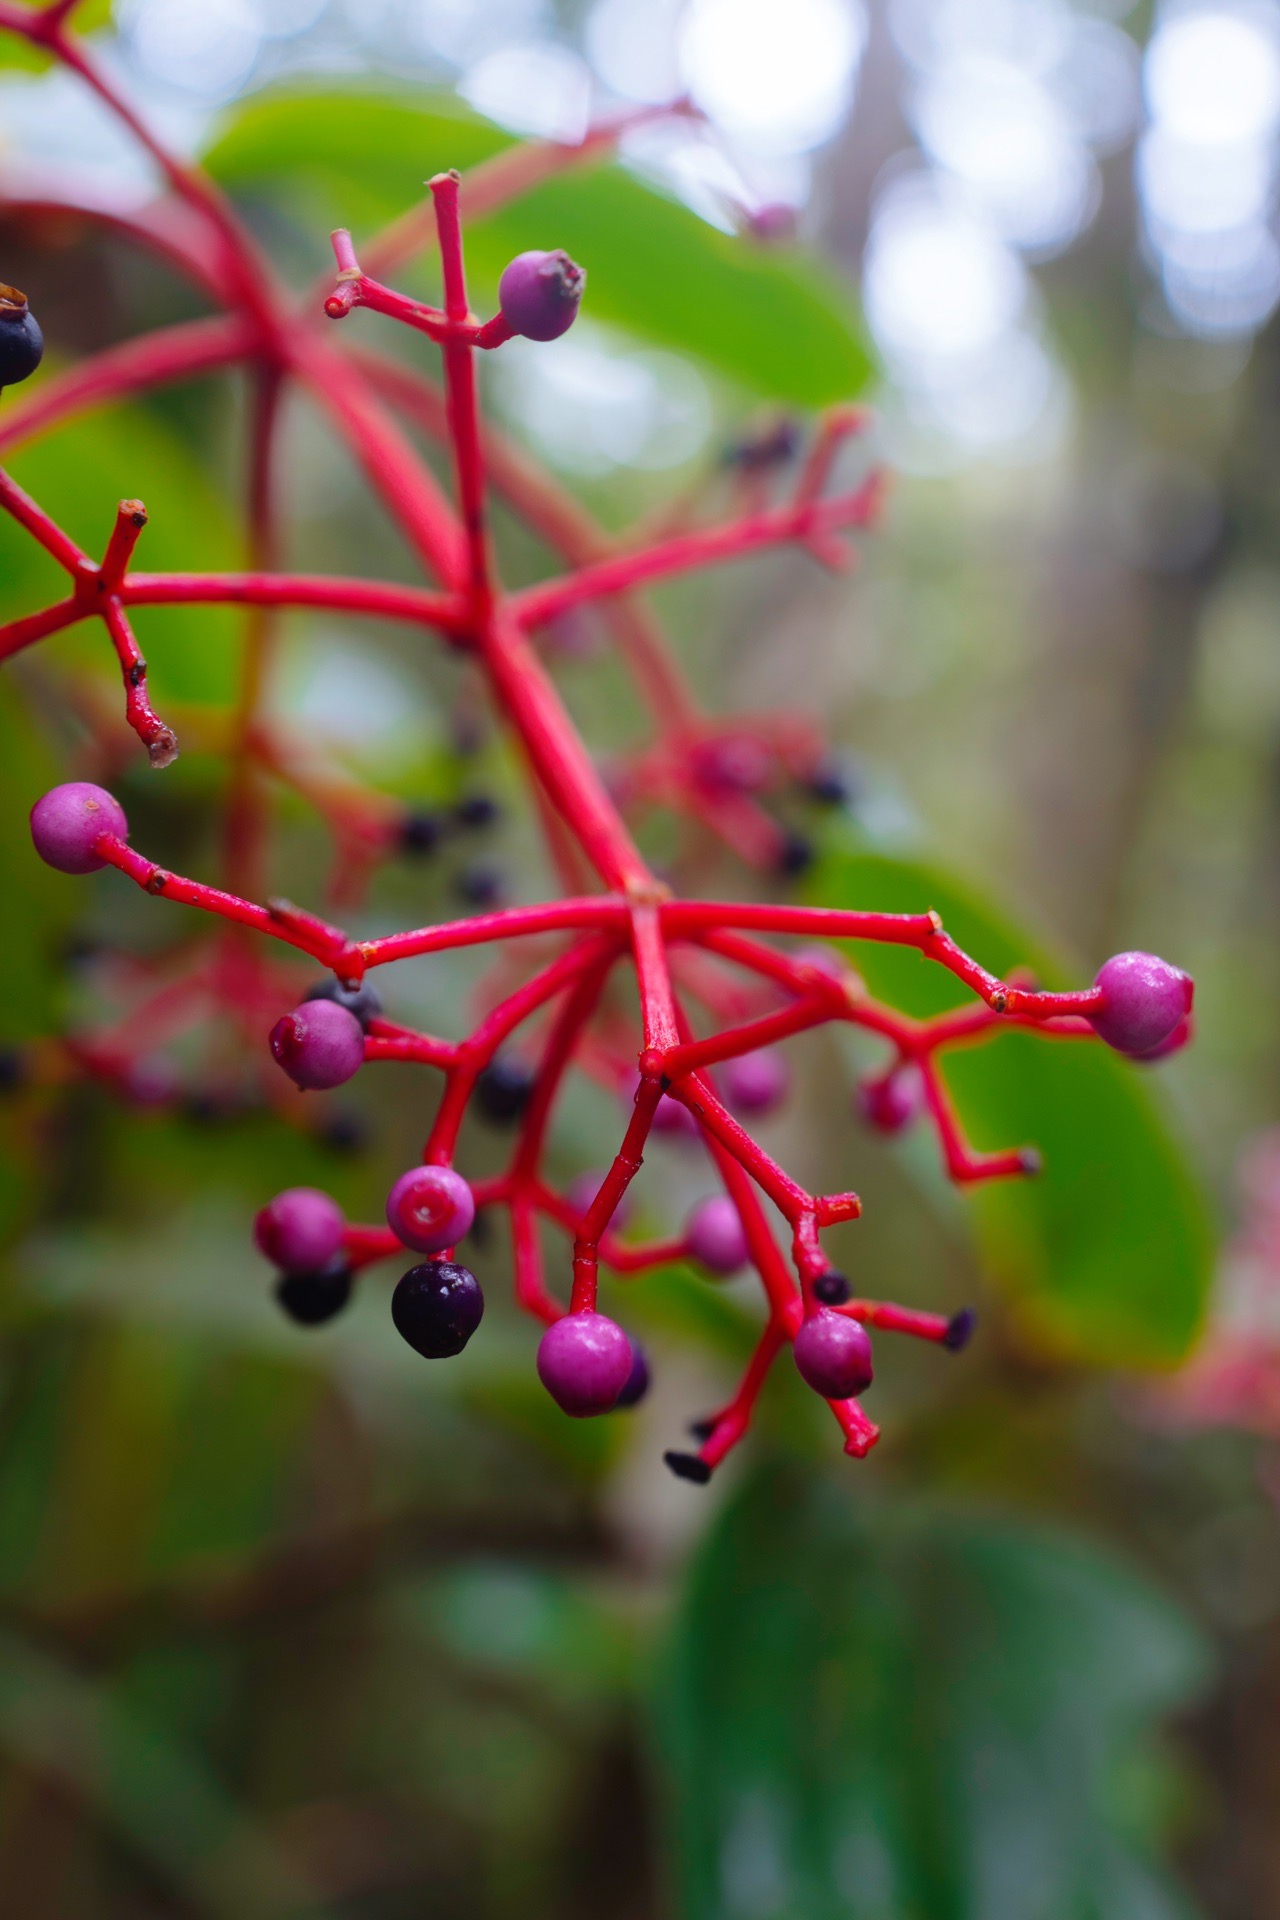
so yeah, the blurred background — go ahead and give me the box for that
[3,0,1280,1914]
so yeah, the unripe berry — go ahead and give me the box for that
[615,1339,650,1408]
[385,1163,475,1253]
[392,1260,484,1357]
[1089,951,1194,1057]
[498,249,585,341]
[857,1063,924,1135]
[303,975,382,1029]
[30,782,128,874]
[685,1195,750,1276]
[792,1309,874,1400]
[275,1257,353,1327]
[0,286,44,388]
[722,1046,790,1117]
[269,999,364,1091]
[476,1053,535,1124]
[255,1187,345,1272]
[536,1310,633,1416]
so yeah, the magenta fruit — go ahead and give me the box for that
[385,1163,475,1254]
[498,248,585,341]
[268,999,365,1090]
[793,1309,874,1400]
[30,783,128,874]
[536,1310,633,1416]
[255,1186,345,1272]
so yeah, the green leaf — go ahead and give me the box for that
[804,834,1212,1368]
[658,1464,1211,1920]
[203,90,871,406]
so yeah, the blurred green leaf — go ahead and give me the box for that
[805,835,1212,1368]
[658,1463,1210,1920]
[203,91,870,406]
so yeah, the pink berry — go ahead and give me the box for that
[857,1063,924,1134]
[685,1195,750,1276]
[255,1187,345,1272]
[793,1309,874,1400]
[1136,1013,1193,1064]
[30,782,127,874]
[566,1170,631,1233]
[536,1311,633,1416]
[386,1164,475,1254]
[1089,951,1194,1058]
[723,1047,790,1117]
[498,249,585,341]
[268,999,364,1091]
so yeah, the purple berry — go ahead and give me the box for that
[685,1195,750,1276]
[275,1258,352,1327]
[255,1186,345,1272]
[386,1163,475,1254]
[498,249,585,342]
[536,1311,633,1417]
[857,1063,924,1135]
[566,1170,631,1233]
[268,999,364,1091]
[29,782,128,875]
[723,1047,790,1117]
[812,1269,851,1305]
[392,1260,484,1358]
[615,1339,650,1408]
[792,1309,874,1400]
[0,286,43,387]
[476,1053,535,1124]
[1089,951,1194,1058]
[1136,1013,1193,1064]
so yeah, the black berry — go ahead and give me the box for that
[615,1340,650,1408]
[812,1269,851,1305]
[456,863,504,908]
[776,831,813,877]
[391,1260,484,1358]
[398,809,443,857]
[664,1450,711,1485]
[475,1053,534,1124]
[303,975,382,1029]
[454,793,499,829]
[0,287,44,389]
[275,1258,353,1326]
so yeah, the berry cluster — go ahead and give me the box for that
[0,1,1195,1479]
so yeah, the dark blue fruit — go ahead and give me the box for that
[391,1260,484,1358]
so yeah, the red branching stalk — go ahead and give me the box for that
[0,3,1190,1474]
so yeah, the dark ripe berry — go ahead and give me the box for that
[255,1186,345,1273]
[0,1046,27,1095]
[0,287,44,388]
[1089,951,1194,1058]
[685,1195,749,1276]
[30,782,128,875]
[456,863,505,908]
[303,975,382,1029]
[316,1109,369,1154]
[664,1450,712,1484]
[269,1000,365,1091]
[498,248,585,341]
[722,1046,790,1117]
[537,1311,633,1416]
[792,1309,874,1400]
[812,1269,851,1306]
[391,1260,484,1358]
[275,1258,353,1327]
[776,830,813,878]
[475,1053,534,1124]
[454,793,499,829]
[942,1306,976,1352]
[398,809,443,857]
[615,1340,650,1408]
[385,1163,475,1253]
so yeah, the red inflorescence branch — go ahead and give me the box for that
[0,5,1197,1477]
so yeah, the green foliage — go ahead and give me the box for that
[658,1461,1210,1920]
[805,832,1213,1368]
[203,90,871,406]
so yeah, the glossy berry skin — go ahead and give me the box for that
[275,1258,353,1327]
[537,1311,633,1416]
[476,1053,535,1124]
[793,1309,874,1400]
[303,975,382,1029]
[30,782,128,874]
[685,1195,750,1276]
[386,1163,475,1254]
[615,1339,650,1408]
[723,1047,790,1117]
[255,1186,345,1273]
[391,1260,484,1357]
[1089,952,1194,1058]
[812,1269,851,1305]
[498,249,585,341]
[269,999,364,1091]
[857,1063,924,1134]
[0,290,43,387]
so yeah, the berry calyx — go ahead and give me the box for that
[275,1258,353,1326]
[664,1450,712,1484]
[303,975,382,1028]
[857,1063,924,1134]
[792,1310,874,1400]
[615,1339,650,1408]
[0,285,44,388]
[391,1260,484,1357]
[942,1306,976,1352]
[385,1163,475,1253]
[722,1046,790,1117]
[30,782,128,874]
[1089,951,1194,1058]
[268,999,365,1090]
[812,1269,851,1305]
[536,1311,633,1416]
[255,1186,345,1272]
[685,1195,750,1276]
[498,249,585,342]
[475,1053,535,1124]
